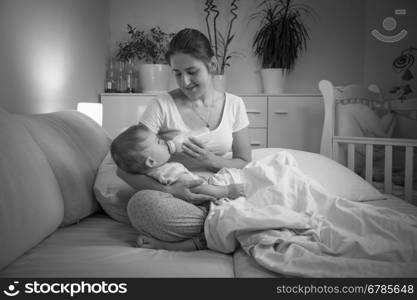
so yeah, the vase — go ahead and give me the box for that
[138,64,171,93]
[260,68,286,94]
[213,74,226,92]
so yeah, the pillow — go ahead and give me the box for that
[337,103,395,139]
[336,103,397,172]
[0,108,64,269]
[19,111,110,226]
[252,148,385,201]
[94,152,137,224]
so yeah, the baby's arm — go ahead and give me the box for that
[177,173,245,199]
[191,183,245,200]
[171,165,246,200]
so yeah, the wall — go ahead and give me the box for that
[284,0,366,93]
[109,0,366,94]
[0,0,109,114]
[363,0,417,97]
[1,0,414,114]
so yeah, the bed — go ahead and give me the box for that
[319,79,417,204]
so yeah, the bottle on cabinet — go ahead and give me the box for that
[125,59,136,93]
[104,59,116,93]
[116,61,127,93]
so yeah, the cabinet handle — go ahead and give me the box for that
[274,110,289,115]
[247,110,261,114]
[250,141,262,146]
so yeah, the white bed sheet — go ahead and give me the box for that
[206,152,417,277]
[233,193,417,277]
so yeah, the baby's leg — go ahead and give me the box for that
[191,183,246,199]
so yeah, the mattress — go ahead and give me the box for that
[233,194,417,277]
[0,213,234,278]
[373,181,417,204]
[371,148,417,203]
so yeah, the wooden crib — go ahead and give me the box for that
[319,80,417,204]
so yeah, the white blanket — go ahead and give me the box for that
[205,151,417,277]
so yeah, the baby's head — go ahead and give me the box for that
[110,124,171,174]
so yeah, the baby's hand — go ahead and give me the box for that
[227,183,246,199]
[214,198,230,206]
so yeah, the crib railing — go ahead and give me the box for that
[332,136,417,204]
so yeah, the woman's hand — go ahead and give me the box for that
[182,137,217,170]
[167,179,217,205]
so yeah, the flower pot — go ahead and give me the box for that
[260,68,286,94]
[213,74,226,92]
[138,64,171,93]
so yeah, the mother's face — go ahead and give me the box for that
[170,53,214,100]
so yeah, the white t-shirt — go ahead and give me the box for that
[140,92,249,156]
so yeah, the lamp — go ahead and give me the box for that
[76,102,103,126]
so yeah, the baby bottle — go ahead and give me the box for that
[166,127,210,153]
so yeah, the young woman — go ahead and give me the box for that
[117,28,251,251]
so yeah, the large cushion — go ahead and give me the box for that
[252,148,384,201]
[19,111,111,226]
[0,108,64,269]
[94,153,136,224]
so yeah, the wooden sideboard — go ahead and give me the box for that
[101,93,324,153]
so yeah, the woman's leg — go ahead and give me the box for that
[127,190,208,250]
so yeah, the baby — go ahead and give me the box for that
[110,124,246,201]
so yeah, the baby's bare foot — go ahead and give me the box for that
[227,183,246,199]
[214,198,230,206]
[136,235,166,249]
[136,235,198,251]
[136,235,160,249]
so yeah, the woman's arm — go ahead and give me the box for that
[117,168,168,191]
[182,127,252,172]
[116,168,217,204]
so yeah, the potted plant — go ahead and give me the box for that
[116,25,174,93]
[204,0,240,91]
[250,0,315,93]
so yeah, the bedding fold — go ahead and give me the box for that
[205,151,417,277]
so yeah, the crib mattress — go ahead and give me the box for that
[373,181,417,204]
[233,194,417,278]
[0,213,234,278]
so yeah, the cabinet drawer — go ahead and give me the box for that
[248,128,267,149]
[242,96,267,128]
[267,97,323,152]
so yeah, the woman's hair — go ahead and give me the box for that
[165,28,214,69]
[110,124,151,174]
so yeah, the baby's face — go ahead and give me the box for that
[142,134,171,168]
